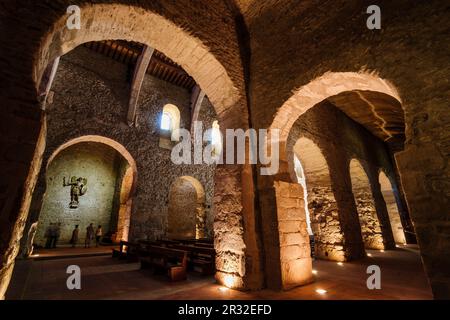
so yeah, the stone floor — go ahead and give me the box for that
[30,245,117,260]
[7,245,432,300]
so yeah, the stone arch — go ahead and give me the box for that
[35,3,242,125]
[291,137,345,261]
[349,159,384,250]
[167,176,206,240]
[0,2,258,295]
[41,135,137,244]
[268,71,401,143]
[258,71,404,290]
[379,170,407,245]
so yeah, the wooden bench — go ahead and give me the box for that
[112,240,140,262]
[169,244,215,275]
[140,245,188,281]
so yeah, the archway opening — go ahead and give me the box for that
[167,176,206,240]
[379,171,407,245]
[292,137,345,262]
[32,136,137,251]
[349,159,384,250]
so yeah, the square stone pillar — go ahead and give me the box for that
[274,181,313,290]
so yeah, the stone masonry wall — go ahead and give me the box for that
[308,186,345,261]
[26,45,218,243]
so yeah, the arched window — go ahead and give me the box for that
[160,104,181,145]
[160,111,173,131]
[211,120,222,157]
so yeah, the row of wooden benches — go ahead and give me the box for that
[112,239,215,281]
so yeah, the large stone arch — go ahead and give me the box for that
[36,3,243,125]
[269,71,401,143]
[0,1,260,298]
[257,71,404,290]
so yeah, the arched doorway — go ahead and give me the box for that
[379,170,406,245]
[33,136,137,250]
[259,71,406,289]
[168,176,206,240]
[349,159,384,250]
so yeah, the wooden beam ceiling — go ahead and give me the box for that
[84,40,196,91]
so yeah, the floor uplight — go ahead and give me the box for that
[316,289,327,295]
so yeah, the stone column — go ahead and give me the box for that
[274,181,313,290]
[0,111,46,299]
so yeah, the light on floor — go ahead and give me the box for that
[224,275,235,288]
[337,262,343,266]
[380,249,385,253]
[218,287,229,292]
[312,269,318,275]
[316,289,327,295]
[367,253,372,257]
[396,244,400,248]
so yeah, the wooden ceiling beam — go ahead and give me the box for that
[127,45,154,126]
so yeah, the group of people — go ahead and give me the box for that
[45,223,103,248]
[70,224,103,248]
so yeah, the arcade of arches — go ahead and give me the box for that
[0,1,448,300]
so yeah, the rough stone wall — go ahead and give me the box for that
[308,186,345,261]
[287,102,399,257]
[27,46,217,244]
[34,142,124,246]
[350,180,384,250]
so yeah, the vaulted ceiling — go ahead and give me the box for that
[327,90,405,152]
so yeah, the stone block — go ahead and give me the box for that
[281,258,314,290]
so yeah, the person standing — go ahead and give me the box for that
[52,222,61,248]
[85,223,94,248]
[44,223,53,249]
[70,225,79,248]
[95,225,103,247]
